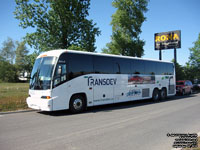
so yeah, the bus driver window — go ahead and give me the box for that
[54,63,67,86]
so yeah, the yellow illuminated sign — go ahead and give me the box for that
[155,33,179,42]
[154,30,181,50]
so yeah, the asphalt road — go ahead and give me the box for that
[0,94,200,150]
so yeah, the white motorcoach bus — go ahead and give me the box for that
[27,49,175,113]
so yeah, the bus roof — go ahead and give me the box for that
[37,49,173,64]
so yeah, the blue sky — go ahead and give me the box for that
[0,0,200,66]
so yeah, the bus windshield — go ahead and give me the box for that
[30,56,57,90]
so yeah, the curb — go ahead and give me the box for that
[0,109,37,115]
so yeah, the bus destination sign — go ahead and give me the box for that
[154,30,181,50]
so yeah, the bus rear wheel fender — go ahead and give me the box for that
[69,93,87,113]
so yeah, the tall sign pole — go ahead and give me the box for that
[159,49,162,60]
[174,47,177,71]
[159,43,162,60]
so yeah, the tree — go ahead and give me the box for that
[175,62,185,81]
[24,52,38,74]
[15,41,29,69]
[0,38,31,82]
[186,33,200,80]
[189,33,200,66]
[0,55,5,62]
[0,60,18,82]
[14,0,100,53]
[15,41,29,77]
[102,0,148,57]
[0,37,15,64]
[68,44,86,51]
[171,59,185,81]
[183,63,197,81]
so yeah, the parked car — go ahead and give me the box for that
[176,80,193,95]
[193,79,200,91]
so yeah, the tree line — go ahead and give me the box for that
[0,0,148,82]
[1,33,200,83]
[0,38,36,82]
[175,33,200,82]
[0,0,199,83]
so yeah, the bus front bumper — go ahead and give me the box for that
[26,97,53,111]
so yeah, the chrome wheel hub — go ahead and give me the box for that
[155,94,159,100]
[73,99,83,110]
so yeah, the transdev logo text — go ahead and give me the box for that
[88,77,117,86]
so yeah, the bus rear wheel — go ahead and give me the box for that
[69,95,86,113]
[182,90,185,96]
[160,88,167,100]
[152,89,160,102]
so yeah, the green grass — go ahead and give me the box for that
[0,83,29,112]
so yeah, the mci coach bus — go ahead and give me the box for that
[27,49,175,113]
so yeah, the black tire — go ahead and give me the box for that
[182,90,185,96]
[160,88,167,100]
[152,89,160,102]
[189,89,193,95]
[69,95,86,113]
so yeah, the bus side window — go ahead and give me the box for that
[121,59,131,74]
[60,64,67,81]
[114,62,121,74]
[94,56,114,74]
[134,60,144,75]
[68,53,93,79]
[113,58,121,74]
[54,63,67,86]
[168,63,174,75]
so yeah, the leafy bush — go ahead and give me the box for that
[0,60,18,82]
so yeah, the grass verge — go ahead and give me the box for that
[0,83,29,112]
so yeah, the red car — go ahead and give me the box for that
[176,80,193,95]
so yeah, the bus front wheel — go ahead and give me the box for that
[69,95,86,113]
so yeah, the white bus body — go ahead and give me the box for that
[27,50,175,113]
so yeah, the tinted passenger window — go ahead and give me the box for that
[150,61,157,75]
[168,63,174,75]
[145,61,156,75]
[94,56,113,74]
[132,60,145,74]
[113,58,131,74]
[68,53,93,79]
[156,63,163,75]
[157,62,169,75]
[162,63,174,75]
